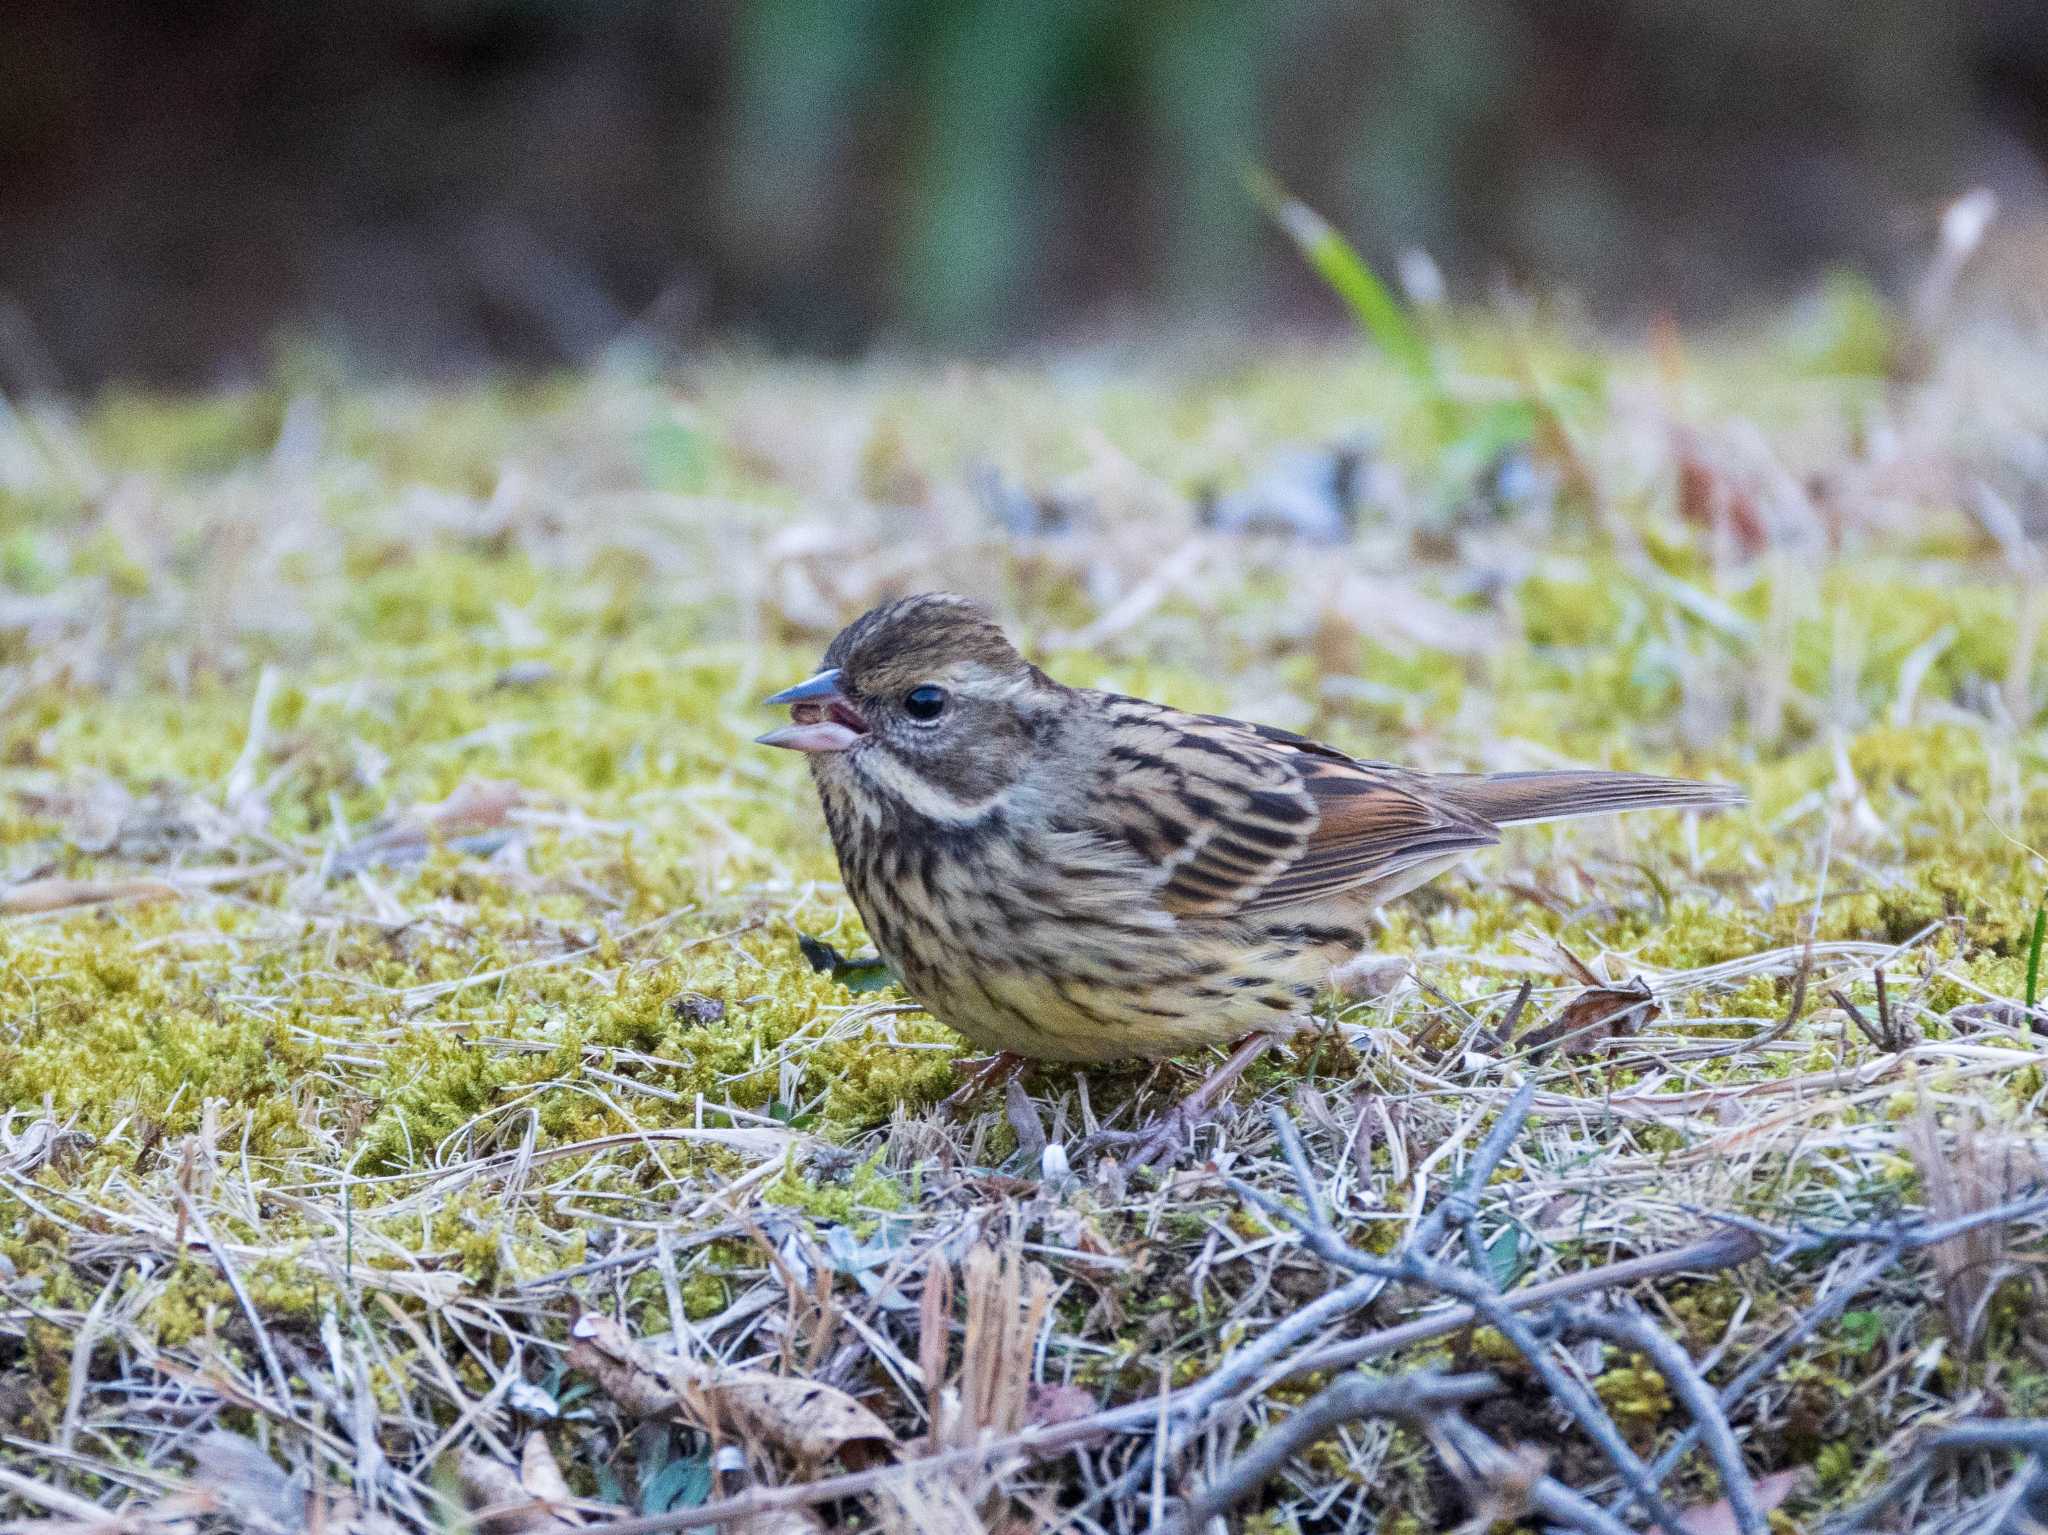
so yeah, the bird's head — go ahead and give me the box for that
[756,594,1061,814]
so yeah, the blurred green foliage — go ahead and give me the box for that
[0,0,2012,384]
[724,0,1279,343]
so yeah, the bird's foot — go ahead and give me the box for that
[1083,1034,1277,1171]
[940,1052,1028,1119]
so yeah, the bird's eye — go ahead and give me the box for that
[903,684,948,722]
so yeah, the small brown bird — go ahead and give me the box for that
[759,594,1739,1138]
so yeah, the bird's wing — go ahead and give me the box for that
[1085,696,1499,917]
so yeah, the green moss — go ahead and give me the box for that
[1,344,2043,1525]
[679,1269,728,1320]
[1594,1355,1676,1440]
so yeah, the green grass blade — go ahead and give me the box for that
[1246,166,1435,387]
[2027,892,2046,1015]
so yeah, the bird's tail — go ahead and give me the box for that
[1434,770,1743,828]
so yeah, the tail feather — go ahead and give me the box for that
[1434,770,1743,828]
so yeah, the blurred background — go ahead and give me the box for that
[4,0,2046,393]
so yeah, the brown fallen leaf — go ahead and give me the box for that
[332,777,529,875]
[0,876,182,915]
[1024,1381,1099,1431]
[421,778,526,834]
[517,1433,577,1514]
[1519,976,1661,1059]
[458,1432,595,1532]
[569,1314,896,1464]
[185,1429,306,1532]
[0,1110,92,1176]
[1675,1466,1809,1534]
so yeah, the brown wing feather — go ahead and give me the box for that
[1244,759,1499,911]
[1431,770,1742,824]
[1086,696,1497,917]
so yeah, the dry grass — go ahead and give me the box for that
[0,310,2045,1532]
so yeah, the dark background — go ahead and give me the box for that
[4,0,2046,393]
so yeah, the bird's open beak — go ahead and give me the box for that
[756,668,869,753]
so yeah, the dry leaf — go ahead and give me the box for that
[518,1433,576,1510]
[1024,1382,1098,1430]
[566,1313,693,1418]
[700,1369,895,1463]
[732,1507,828,1535]
[1520,976,1661,1058]
[1,876,181,914]
[457,1433,590,1532]
[186,1430,303,1533]
[421,778,525,833]
[569,1314,896,1463]
[0,1111,91,1175]
[332,777,527,874]
[1676,1466,1809,1534]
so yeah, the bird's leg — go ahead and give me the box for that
[1095,1033,1278,1170]
[940,1051,1028,1118]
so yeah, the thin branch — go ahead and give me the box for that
[1698,1190,2048,1264]
[1435,1415,1645,1535]
[1149,1087,1540,1452]
[1278,1227,1762,1383]
[1555,1304,1763,1535]
[1625,1245,1898,1511]
[1178,1370,1501,1527]
[1235,1094,1689,1535]
[1921,1420,2048,1457]
[1826,1418,2048,1533]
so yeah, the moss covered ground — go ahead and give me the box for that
[0,319,2044,1531]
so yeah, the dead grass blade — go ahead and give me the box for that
[1901,1104,2044,1356]
[0,877,180,914]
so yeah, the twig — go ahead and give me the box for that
[0,1463,118,1522]
[1061,1084,1545,1526]
[1232,1090,1690,1535]
[1147,1086,1537,1464]
[1921,1420,2048,1457]
[1178,1371,1501,1527]
[1827,1417,2048,1533]
[1711,1189,2048,1263]
[1615,1188,2048,1523]
[1233,1176,1686,1532]
[1279,1228,1762,1382]
[1625,1245,1897,1510]
[485,1236,1759,1535]
[1831,972,1911,1053]
[444,1406,1147,1533]
[513,1223,743,1291]
[1555,1304,1763,1535]
[1830,988,1888,1053]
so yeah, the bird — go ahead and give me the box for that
[757,593,1741,1156]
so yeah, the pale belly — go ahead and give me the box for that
[896,924,1354,1063]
